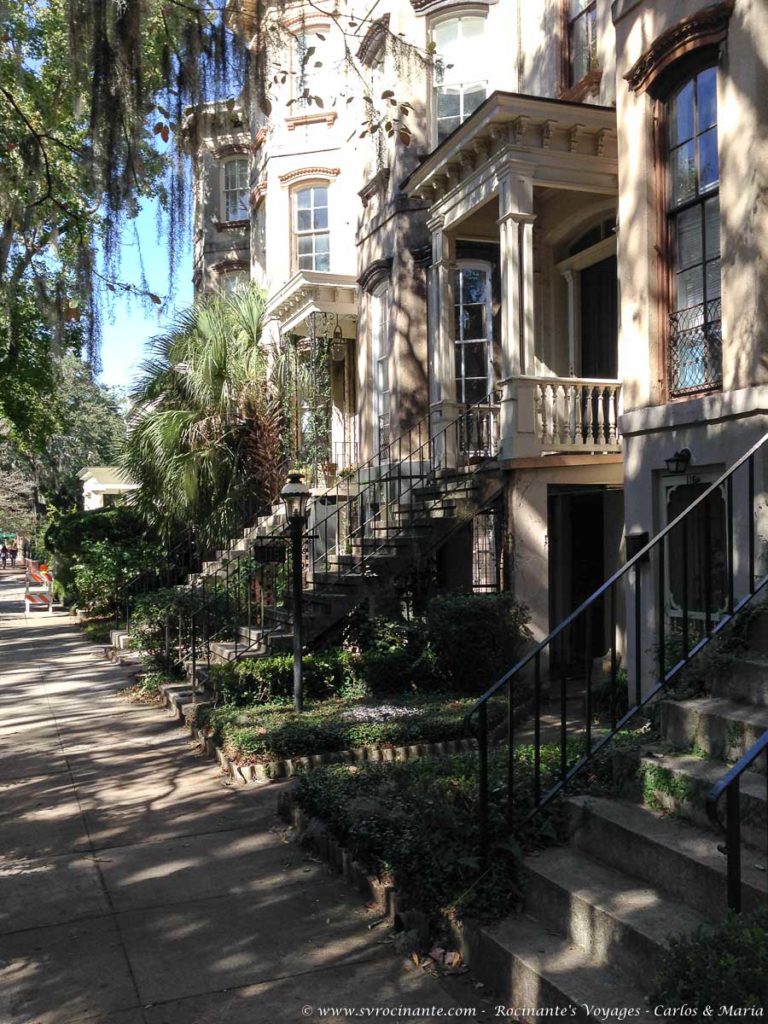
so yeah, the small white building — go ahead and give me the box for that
[78,467,139,511]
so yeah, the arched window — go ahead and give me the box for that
[454,262,492,404]
[666,65,721,396]
[294,184,329,271]
[431,15,487,144]
[221,157,249,222]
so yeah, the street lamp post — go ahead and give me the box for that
[281,471,311,712]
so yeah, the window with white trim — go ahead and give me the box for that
[221,158,249,221]
[371,283,390,453]
[432,16,487,144]
[294,185,330,271]
[454,263,492,404]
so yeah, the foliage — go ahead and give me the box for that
[424,593,532,694]
[652,904,768,1014]
[121,287,287,549]
[294,747,568,924]
[213,649,364,707]
[200,694,504,763]
[45,505,151,598]
[69,537,160,615]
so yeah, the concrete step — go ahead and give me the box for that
[660,696,768,772]
[523,845,707,989]
[473,911,658,1022]
[711,656,768,707]
[627,751,767,853]
[566,795,767,922]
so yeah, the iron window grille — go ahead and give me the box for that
[669,297,722,396]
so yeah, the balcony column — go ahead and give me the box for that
[498,172,536,458]
[427,217,457,469]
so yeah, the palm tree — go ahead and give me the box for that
[121,286,287,552]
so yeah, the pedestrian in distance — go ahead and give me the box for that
[0,545,7,569]
[9,543,18,568]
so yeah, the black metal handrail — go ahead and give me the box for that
[466,430,768,861]
[706,729,768,912]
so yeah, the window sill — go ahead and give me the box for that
[560,68,603,102]
[285,111,338,131]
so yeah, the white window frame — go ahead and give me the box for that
[371,282,390,454]
[291,22,330,104]
[221,157,250,222]
[293,183,330,272]
[454,260,493,405]
[430,13,488,147]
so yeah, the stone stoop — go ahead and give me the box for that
[466,617,767,1015]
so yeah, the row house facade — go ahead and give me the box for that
[188,0,768,688]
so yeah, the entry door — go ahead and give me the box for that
[454,264,493,404]
[580,255,618,379]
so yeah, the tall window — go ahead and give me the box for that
[568,1,598,85]
[667,66,721,395]
[222,158,249,221]
[371,284,390,453]
[432,16,487,144]
[294,185,330,271]
[454,264,492,404]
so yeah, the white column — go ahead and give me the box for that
[427,219,457,467]
[562,268,579,377]
[498,172,535,458]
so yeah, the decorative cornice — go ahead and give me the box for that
[212,218,250,231]
[624,2,734,94]
[358,257,393,293]
[410,0,494,15]
[410,244,432,269]
[213,142,250,158]
[251,126,267,153]
[357,14,390,66]
[251,178,268,207]
[279,166,341,185]
[211,258,249,274]
[359,168,390,207]
[285,111,338,131]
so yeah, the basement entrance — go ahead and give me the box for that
[548,485,624,670]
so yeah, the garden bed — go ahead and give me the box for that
[194,695,504,783]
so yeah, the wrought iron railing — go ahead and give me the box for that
[669,297,722,397]
[706,730,768,912]
[466,431,768,863]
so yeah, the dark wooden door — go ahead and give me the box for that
[581,255,618,378]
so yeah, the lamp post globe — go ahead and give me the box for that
[281,471,310,711]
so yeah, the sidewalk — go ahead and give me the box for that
[0,575,486,1024]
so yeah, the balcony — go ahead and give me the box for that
[668,298,722,398]
[507,375,623,455]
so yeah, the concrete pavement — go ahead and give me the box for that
[0,573,487,1024]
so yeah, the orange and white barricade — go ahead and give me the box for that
[25,563,54,614]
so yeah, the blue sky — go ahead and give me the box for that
[98,199,194,388]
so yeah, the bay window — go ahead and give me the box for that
[222,158,249,222]
[294,185,330,271]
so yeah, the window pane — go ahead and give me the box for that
[315,252,330,271]
[437,115,460,142]
[312,186,328,206]
[698,128,719,192]
[465,378,487,404]
[460,268,488,304]
[677,266,705,312]
[434,19,459,55]
[670,141,696,206]
[698,68,717,131]
[463,83,486,118]
[676,206,702,270]
[297,189,311,209]
[313,206,328,230]
[438,86,460,119]
[296,209,311,231]
[298,235,313,256]
[570,16,591,81]
[461,305,486,340]
[315,232,329,254]
[704,196,720,260]
[705,258,721,300]
[463,342,488,379]
[298,253,314,269]
[670,80,695,145]
[570,0,592,14]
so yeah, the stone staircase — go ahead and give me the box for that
[471,611,768,1018]
[196,465,503,664]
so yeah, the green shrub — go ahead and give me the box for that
[202,695,504,763]
[69,537,160,615]
[424,593,532,694]
[294,746,568,924]
[224,649,364,706]
[652,904,768,1014]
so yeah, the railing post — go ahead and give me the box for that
[478,703,489,867]
[726,781,741,912]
